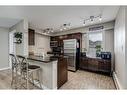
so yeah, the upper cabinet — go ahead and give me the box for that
[28,29,35,45]
[50,33,82,48]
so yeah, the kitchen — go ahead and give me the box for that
[27,21,114,89]
[0,6,126,90]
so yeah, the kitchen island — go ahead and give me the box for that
[27,55,68,89]
[27,55,58,89]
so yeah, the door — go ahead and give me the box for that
[63,39,77,71]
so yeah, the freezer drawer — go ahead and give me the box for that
[66,55,76,71]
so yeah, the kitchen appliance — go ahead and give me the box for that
[50,41,58,47]
[63,39,80,71]
[81,52,86,57]
[101,52,111,60]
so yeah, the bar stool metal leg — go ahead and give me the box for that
[17,55,42,89]
[38,69,42,89]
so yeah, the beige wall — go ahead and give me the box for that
[114,6,126,89]
[29,28,51,56]
[125,7,127,88]
[104,29,114,71]
[0,27,9,69]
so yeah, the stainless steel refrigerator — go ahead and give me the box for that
[63,39,80,71]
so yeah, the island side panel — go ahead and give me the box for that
[52,61,58,89]
[28,60,58,89]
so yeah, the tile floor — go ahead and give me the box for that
[60,70,116,89]
[0,69,116,89]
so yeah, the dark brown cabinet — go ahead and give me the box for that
[88,58,98,71]
[50,33,82,49]
[57,57,68,88]
[79,57,111,75]
[98,59,111,72]
[80,57,88,69]
[28,29,35,45]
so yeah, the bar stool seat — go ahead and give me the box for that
[28,65,40,69]
[21,62,40,70]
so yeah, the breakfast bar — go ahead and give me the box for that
[27,55,58,89]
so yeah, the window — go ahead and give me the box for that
[88,31,103,57]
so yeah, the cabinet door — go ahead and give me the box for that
[28,29,35,45]
[57,57,68,88]
[88,58,98,71]
[79,57,88,69]
[103,60,111,72]
[98,59,111,72]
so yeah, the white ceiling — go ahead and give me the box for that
[0,18,21,28]
[0,6,119,32]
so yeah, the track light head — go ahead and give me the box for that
[90,16,94,22]
[83,20,85,26]
[99,15,102,21]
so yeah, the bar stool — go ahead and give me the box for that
[17,55,42,89]
[9,54,20,89]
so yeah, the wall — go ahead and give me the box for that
[29,28,51,56]
[10,19,28,56]
[104,29,114,72]
[52,21,115,49]
[114,6,126,89]
[0,27,9,69]
[125,6,127,89]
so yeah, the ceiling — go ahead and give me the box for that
[0,6,119,32]
[0,18,21,28]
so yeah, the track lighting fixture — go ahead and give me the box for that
[90,16,94,22]
[83,20,85,26]
[42,14,102,33]
[99,15,102,21]
[60,23,71,31]
[43,28,54,34]
[82,14,102,26]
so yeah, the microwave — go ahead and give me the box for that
[50,41,58,47]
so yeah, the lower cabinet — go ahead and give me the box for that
[79,57,111,75]
[57,57,68,88]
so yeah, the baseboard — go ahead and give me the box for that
[0,67,11,71]
[113,72,122,89]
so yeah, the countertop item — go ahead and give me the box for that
[27,55,58,63]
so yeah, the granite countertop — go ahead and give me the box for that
[80,55,102,59]
[27,55,58,63]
